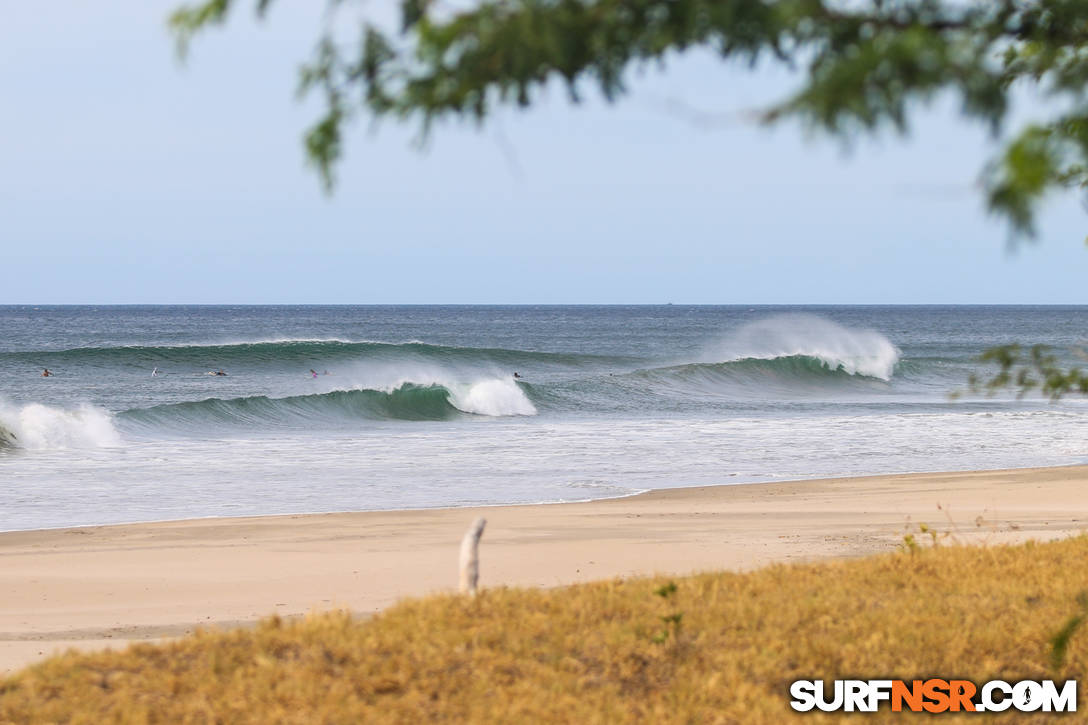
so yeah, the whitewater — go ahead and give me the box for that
[0,305,1085,531]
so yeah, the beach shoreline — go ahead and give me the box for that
[2,463,1087,676]
[4,457,1082,536]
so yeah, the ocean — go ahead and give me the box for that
[0,305,1085,532]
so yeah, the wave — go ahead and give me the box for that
[446,378,537,417]
[644,355,893,385]
[514,318,904,412]
[704,315,900,381]
[0,423,16,448]
[0,401,122,450]
[1,339,622,371]
[119,378,536,432]
[0,317,908,441]
[550,356,891,412]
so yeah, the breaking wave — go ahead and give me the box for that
[0,317,908,443]
[118,378,536,433]
[0,401,122,450]
[704,314,901,381]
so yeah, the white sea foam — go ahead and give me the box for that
[708,314,901,380]
[447,378,537,417]
[0,401,122,449]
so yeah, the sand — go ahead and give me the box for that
[2,464,1087,675]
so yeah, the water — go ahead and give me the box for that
[0,305,1085,531]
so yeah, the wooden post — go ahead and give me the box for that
[459,517,487,596]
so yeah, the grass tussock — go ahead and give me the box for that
[3,536,1088,723]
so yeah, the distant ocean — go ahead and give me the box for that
[0,305,1085,531]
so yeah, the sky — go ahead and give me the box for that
[1,2,1085,304]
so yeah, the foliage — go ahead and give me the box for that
[969,343,1088,399]
[650,580,683,644]
[169,1,1088,396]
[168,0,1088,236]
[3,536,1088,722]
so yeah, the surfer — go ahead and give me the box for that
[310,369,318,378]
[207,369,228,376]
[41,369,53,377]
[513,372,522,379]
[151,367,159,377]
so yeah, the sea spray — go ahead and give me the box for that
[447,378,537,417]
[707,314,901,380]
[0,401,122,449]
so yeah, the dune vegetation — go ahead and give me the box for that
[2,534,1087,723]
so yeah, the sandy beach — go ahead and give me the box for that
[2,464,1087,675]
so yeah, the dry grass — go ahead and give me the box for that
[3,536,1088,723]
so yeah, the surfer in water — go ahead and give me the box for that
[41,369,53,377]
[310,369,318,378]
[513,372,522,379]
[207,369,228,376]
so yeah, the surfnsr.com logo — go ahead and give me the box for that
[790,679,1077,713]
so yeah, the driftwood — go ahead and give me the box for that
[459,517,487,596]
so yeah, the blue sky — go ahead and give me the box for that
[1,2,1085,304]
